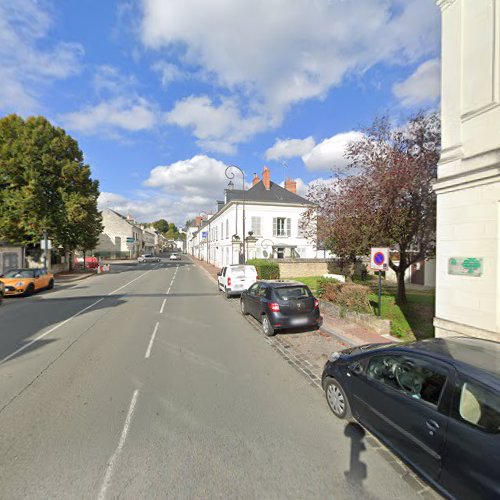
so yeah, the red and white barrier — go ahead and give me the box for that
[97,264,111,274]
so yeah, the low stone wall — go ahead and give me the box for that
[275,259,330,278]
[319,299,391,336]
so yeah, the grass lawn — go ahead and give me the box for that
[291,276,435,340]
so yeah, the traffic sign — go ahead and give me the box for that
[370,247,389,271]
[40,239,52,250]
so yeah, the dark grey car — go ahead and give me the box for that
[322,337,500,500]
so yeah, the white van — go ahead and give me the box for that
[217,265,258,298]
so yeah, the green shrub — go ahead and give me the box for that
[316,277,342,297]
[246,259,280,279]
[318,281,372,314]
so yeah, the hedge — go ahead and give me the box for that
[246,259,280,279]
[317,280,372,314]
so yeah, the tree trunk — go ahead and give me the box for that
[396,268,407,305]
[69,252,73,272]
[83,250,86,272]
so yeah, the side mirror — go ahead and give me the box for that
[217,272,221,276]
[348,362,363,376]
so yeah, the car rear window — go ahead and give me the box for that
[275,286,311,300]
[230,266,256,278]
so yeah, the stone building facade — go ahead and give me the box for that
[434,0,500,341]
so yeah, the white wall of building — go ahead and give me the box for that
[434,0,500,341]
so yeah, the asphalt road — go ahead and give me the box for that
[0,258,422,499]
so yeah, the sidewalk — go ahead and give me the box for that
[54,270,96,283]
[191,256,390,347]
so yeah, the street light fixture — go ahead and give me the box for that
[225,165,246,263]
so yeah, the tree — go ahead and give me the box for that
[0,114,103,263]
[304,112,440,304]
[151,219,170,235]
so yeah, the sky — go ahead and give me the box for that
[0,0,441,226]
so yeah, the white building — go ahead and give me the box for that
[141,227,157,254]
[434,0,500,341]
[93,208,144,259]
[188,167,321,267]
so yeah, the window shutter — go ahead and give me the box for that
[273,218,277,237]
[252,216,261,236]
[287,218,291,236]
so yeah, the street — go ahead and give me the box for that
[0,258,423,499]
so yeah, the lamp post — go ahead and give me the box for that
[225,165,246,263]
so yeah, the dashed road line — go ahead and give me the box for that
[159,298,167,314]
[145,322,159,359]
[97,389,140,500]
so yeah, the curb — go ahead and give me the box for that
[319,325,357,347]
[55,272,97,284]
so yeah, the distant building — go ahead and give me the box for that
[93,208,144,259]
[0,242,23,275]
[434,0,500,341]
[188,167,324,267]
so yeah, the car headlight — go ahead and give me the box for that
[328,351,341,362]
[15,281,25,287]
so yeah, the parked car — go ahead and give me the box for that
[169,253,180,261]
[322,337,500,500]
[0,268,54,296]
[240,280,322,336]
[0,281,4,305]
[217,264,257,298]
[137,254,161,263]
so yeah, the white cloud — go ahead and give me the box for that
[99,155,235,225]
[302,131,363,172]
[265,137,315,161]
[62,97,158,134]
[145,154,230,200]
[0,0,83,113]
[393,58,441,107]
[165,95,271,154]
[152,61,184,87]
[140,0,440,117]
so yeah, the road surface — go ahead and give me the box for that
[0,258,423,499]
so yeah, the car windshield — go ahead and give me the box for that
[275,286,311,300]
[3,269,35,278]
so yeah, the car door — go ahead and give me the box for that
[33,269,42,290]
[349,352,451,482]
[39,269,49,288]
[244,283,261,318]
[440,377,500,500]
[218,267,226,289]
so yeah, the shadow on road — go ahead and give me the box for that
[344,422,368,487]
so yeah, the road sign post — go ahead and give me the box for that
[370,247,390,317]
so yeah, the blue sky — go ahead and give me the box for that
[0,0,441,225]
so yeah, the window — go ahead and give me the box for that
[251,216,262,236]
[457,381,500,433]
[248,283,259,295]
[273,217,291,237]
[298,218,306,237]
[366,355,447,407]
[225,219,229,239]
[276,247,285,259]
[275,286,311,301]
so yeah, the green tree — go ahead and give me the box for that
[151,219,170,235]
[0,114,102,261]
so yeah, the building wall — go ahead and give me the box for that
[0,246,23,275]
[195,202,319,267]
[434,0,500,341]
[93,209,143,258]
[277,260,329,278]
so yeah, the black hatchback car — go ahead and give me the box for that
[240,280,322,336]
[322,337,500,500]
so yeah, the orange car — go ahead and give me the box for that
[0,268,54,296]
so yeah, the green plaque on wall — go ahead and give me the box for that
[448,257,483,277]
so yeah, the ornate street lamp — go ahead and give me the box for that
[225,165,246,263]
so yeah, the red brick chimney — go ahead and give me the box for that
[285,178,297,194]
[252,173,260,186]
[195,216,202,227]
[262,166,271,190]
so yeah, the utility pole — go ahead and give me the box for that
[43,230,48,269]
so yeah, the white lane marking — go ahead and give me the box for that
[0,270,152,367]
[0,298,104,365]
[167,286,171,295]
[145,322,159,359]
[160,298,166,314]
[97,389,140,500]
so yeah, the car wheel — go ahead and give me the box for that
[47,279,54,290]
[24,284,35,297]
[324,377,351,420]
[262,315,275,337]
[240,299,248,315]
[225,287,231,299]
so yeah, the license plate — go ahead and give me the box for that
[233,284,242,289]
[290,317,308,326]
